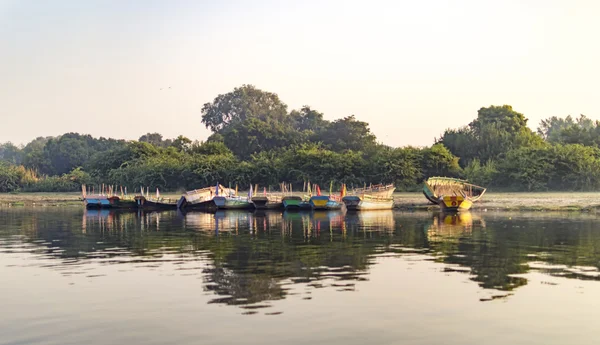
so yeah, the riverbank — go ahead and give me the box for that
[2,191,600,211]
[394,192,600,212]
[0,192,83,207]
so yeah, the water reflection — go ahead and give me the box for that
[1,208,600,313]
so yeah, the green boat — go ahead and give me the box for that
[282,196,311,210]
[213,196,254,210]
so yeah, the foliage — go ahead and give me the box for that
[538,114,600,146]
[419,143,462,179]
[365,146,422,189]
[3,86,600,193]
[315,115,377,152]
[0,162,21,192]
[201,84,288,132]
[220,117,303,159]
[494,145,600,191]
[0,143,22,165]
[290,106,327,133]
[139,132,173,148]
[0,162,88,193]
[440,105,544,165]
[463,159,498,187]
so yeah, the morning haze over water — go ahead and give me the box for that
[3,0,600,344]
[1,208,599,345]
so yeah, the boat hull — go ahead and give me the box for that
[422,177,487,207]
[112,199,138,209]
[213,196,254,210]
[422,184,438,204]
[309,196,343,210]
[177,196,217,211]
[438,196,472,212]
[251,196,283,210]
[84,196,137,209]
[84,198,111,209]
[135,196,177,210]
[342,196,394,210]
[283,196,311,211]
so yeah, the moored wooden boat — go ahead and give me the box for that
[342,184,395,211]
[81,185,136,209]
[110,197,138,209]
[135,195,178,210]
[177,184,234,210]
[423,177,486,212]
[213,195,254,210]
[251,196,283,210]
[84,194,111,209]
[282,196,311,210]
[83,195,137,209]
[309,195,343,210]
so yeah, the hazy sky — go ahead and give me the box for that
[1,0,599,147]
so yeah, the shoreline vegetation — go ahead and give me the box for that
[3,85,600,196]
[3,192,600,212]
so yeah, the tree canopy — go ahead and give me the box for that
[1,86,599,193]
[439,105,543,165]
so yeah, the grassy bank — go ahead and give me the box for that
[393,192,600,212]
[0,192,83,207]
[2,191,600,211]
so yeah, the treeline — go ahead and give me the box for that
[0,85,598,193]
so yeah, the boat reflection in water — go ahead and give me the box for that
[344,210,395,235]
[10,207,600,319]
[426,212,486,239]
[82,208,184,234]
[281,210,344,238]
[183,210,285,235]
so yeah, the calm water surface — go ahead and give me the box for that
[1,208,599,345]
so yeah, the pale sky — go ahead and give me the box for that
[1,0,599,147]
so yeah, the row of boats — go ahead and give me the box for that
[82,183,397,211]
[82,177,487,212]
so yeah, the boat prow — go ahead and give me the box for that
[438,195,473,212]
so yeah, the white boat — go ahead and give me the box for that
[342,184,395,210]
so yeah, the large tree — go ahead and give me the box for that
[0,142,22,165]
[220,117,303,159]
[315,115,377,152]
[290,106,327,133]
[538,114,599,146]
[201,85,288,132]
[439,105,543,165]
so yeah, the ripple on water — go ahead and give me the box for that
[1,208,600,344]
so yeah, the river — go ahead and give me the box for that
[1,208,599,345]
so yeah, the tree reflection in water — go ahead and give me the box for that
[1,208,600,310]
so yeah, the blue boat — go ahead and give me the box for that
[84,196,111,209]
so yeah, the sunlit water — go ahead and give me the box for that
[1,208,599,345]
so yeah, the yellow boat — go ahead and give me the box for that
[423,177,486,212]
